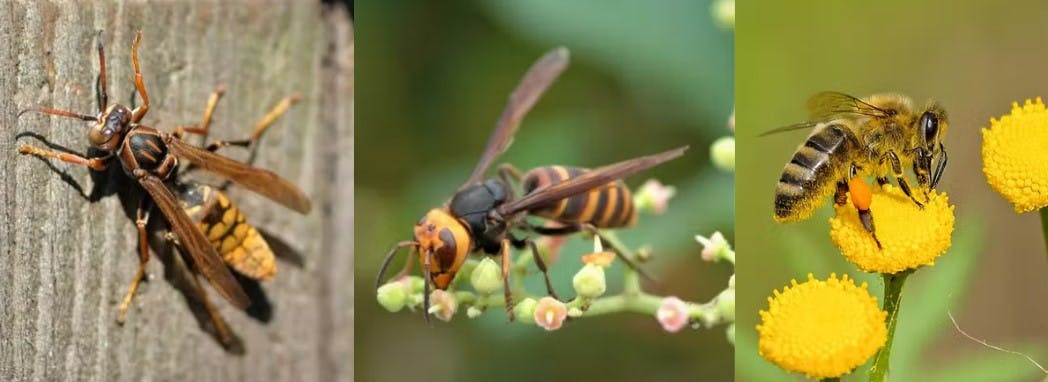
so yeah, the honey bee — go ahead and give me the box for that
[767,92,949,246]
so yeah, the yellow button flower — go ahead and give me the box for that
[830,185,954,274]
[758,274,887,380]
[982,98,1048,213]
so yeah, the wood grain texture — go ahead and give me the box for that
[0,1,353,381]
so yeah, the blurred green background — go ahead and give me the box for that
[355,1,733,381]
[737,1,1048,381]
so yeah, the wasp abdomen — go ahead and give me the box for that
[181,184,276,280]
[522,166,636,228]
[774,123,858,222]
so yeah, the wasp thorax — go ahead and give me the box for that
[89,104,132,150]
[414,209,471,290]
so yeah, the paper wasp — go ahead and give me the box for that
[16,31,311,324]
[375,47,687,322]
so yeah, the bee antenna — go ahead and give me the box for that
[375,240,417,289]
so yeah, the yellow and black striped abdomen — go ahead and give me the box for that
[180,183,276,280]
[774,123,859,222]
[521,166,636,228]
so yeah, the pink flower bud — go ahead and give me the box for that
[533,297,568,331]
[657,296,690,333]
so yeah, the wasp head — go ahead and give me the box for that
[88,104,132,151]
[414,209,471,290]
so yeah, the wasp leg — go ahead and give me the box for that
[173,86,226,140]
[511,235,558,300]
[130,31,150,123]
[858,209,882,249]
[422,252,434,326]
[580,224,657,284]
[94,30,108,113]
[887,151,923,209]
[204,94,301,154]
[497,163,524,186]
[117,199,152,324]
[18,146,111,171]
[500,239,516,322]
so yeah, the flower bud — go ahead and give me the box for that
[696,231,731,262]
[716,288,735,322]
[656,296,690,333]
[513,298,538,324]
[534,297,568,331]
[376,281,408,312]
[710,136,735,172]
[572,263,607,299]
[428,289,457,322]
[470,258,503,295]
[711,0,734,29]
[634,179,677,215]
[466,306,483,319]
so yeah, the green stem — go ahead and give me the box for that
[868,271,911,382]
[1040,208,1048,265]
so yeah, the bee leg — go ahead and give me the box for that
[500,239,516,322]
[876,177,890,187]
[581,224,657,284]
[834,180,849,205]
[888,151,923,209]
[130,31,150,123]
[117,199,152,324]
[514,235,558,300]
[17,146,111,171]
[858,209,882,249]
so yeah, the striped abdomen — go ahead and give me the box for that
[774,123,859,222]
[521,166,636,228]
[180,183,276,280]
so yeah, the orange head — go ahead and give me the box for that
[414,209,472,290]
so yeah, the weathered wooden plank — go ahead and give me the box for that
[0,1,353,381]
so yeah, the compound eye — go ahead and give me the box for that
[919,111,938,143]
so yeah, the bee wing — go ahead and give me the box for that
[497,146,688,216]
[459,47,570,190]
[138,175,251,309]
[807,91,893,121]
[165,136,311,214]
[757,122,818,137]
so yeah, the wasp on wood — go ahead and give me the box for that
[15,31,311,329]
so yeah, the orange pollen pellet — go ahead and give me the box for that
[849,177,872,211]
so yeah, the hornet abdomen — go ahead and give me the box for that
[521,165,636,228]
[180,183,276,280]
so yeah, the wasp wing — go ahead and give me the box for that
[166,136,311,214]
[497,146,688,216]
[459,47,570,190]
[139,175,251,309]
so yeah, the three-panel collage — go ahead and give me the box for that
[2,1,1048,381]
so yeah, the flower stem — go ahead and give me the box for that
[1040,208,1048,265]
[868,271,911,382]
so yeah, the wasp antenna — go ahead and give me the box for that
[17,107,96,122]
[375,240,417,289]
